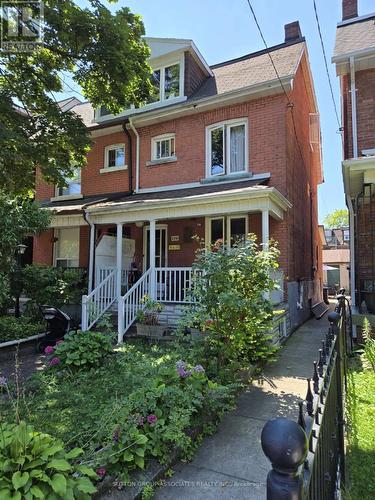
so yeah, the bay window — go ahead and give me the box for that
[207,119,248,177]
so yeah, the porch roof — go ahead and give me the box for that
[83,179,292,224]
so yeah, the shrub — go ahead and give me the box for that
[136,296,164,325]
[0,315,44,343]
[184,236,279,376]
[22,265,87,317]
[362,318,375,371]
[0,421,97,499]
[50,330,113,370]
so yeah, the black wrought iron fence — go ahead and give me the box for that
[261,292,352,499]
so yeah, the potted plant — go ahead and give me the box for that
[135,296,166,338]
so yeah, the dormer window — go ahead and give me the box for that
[149,62,181,103]
[57,169,81,197]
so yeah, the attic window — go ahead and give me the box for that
[148,62,181,103]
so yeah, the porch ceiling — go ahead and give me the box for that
[343,156,375,197]
[84,184,291,225]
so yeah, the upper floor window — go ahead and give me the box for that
[57,169,81,197]
[152,134,175,161]
[149,63,181,103]
[105,144,125,169]
[206,119,248,177]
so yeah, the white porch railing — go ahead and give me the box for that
[155,267,195,303]
[95,266,132,290]
[117,268,152,342]
[82,269,117,331]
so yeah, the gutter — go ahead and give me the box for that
[128,118,140,192]
[122,119,133,193]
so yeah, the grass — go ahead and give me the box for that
[345,358,375,500]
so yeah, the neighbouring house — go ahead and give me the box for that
[332,0,375,329]
[33,21,323,340]
[319,225,350,293]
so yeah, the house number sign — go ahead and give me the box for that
[168,244,180,251]
[171,235,179,242]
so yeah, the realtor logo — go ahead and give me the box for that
[1,1,44,52]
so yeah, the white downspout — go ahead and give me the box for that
[347,195,357,338]
[129,118,140,193]
[350,56,358,158]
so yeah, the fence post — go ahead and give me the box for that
[81,295,88,331]
[261,417,308,499]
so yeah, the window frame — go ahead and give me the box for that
[151,133,176,161]
[205,215,248,247]
[206,118,248,178]
[150,60,183,103]
[103,143,127,172]
[53,227,80,268]
[53,169,82,201]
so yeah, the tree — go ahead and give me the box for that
[323,209,349,229]
[0,1,152,194]
[0,192,51,310]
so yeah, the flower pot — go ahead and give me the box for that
[136,323,167,338]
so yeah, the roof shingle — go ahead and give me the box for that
[333,16,375,59]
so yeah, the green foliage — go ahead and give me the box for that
[345,364,375,498]
[0,316,44,343]
[141,483,155,500]
[362,318,375,371]
[0,194,51,310]
[136,296,164,325]
[323,209,349,229]
[22,265,87,315]
[0,1,153,194]
[9,343,237,483]
[0,421,97,499]
[52,330,113,370]
[184,237,279,377]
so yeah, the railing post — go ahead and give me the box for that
[81,295,88,331]
[117,295,124,344]
[261,418,308,499]
[149,219,157,299]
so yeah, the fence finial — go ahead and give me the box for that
[261,417,308,499]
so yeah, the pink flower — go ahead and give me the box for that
[147,414,158,425]
[96,467,106,478]
[49,357,60,366]
[44,345,54,355]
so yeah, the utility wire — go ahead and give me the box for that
[244,0,308,171]
[312,0,341,129]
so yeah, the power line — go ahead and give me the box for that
[312,0,341,129]
[244,0,308,172]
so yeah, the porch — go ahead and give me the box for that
[52,182,291,341]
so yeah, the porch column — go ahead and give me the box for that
[262,209,269,250]
[88,222,95,293]
[149,219,157,299]
[116,223,123,298]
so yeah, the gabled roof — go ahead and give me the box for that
[333,15,375,60]
[191,40,305,101]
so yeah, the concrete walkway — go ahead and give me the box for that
[155,316,329,500]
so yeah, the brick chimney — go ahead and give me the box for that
[284,21,302,43]
[342,0,358,20]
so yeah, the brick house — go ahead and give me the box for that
[34,21,323,340]
[333,0,375,326]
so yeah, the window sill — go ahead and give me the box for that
[50,193,83,202]
[100,165,128,174]
[146,156,178,167]
[200,172,252,184]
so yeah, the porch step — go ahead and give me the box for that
[158,304,187,327]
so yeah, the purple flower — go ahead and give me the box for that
[44,345,54,355]
[147,414,158,425]
[177,367,192,378]
[96,467,106,478]
[137,416,145,427]
[176,360,186,369]
[49,357,60,366]
[194,365,205,373]
[0,376,7,388]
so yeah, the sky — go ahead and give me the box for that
[69,0,374,223]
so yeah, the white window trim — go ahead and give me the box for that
[205,215,249,247]
[151,133,176,161]
[150,56,184,104]
[205,118,249,178]
[104,143,126,170]
[143,224,168,270]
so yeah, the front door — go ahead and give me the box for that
[144,225,168,269]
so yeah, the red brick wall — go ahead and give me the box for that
[342,68,375,159]
[35,169,55,201]
[33,229,54,265]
